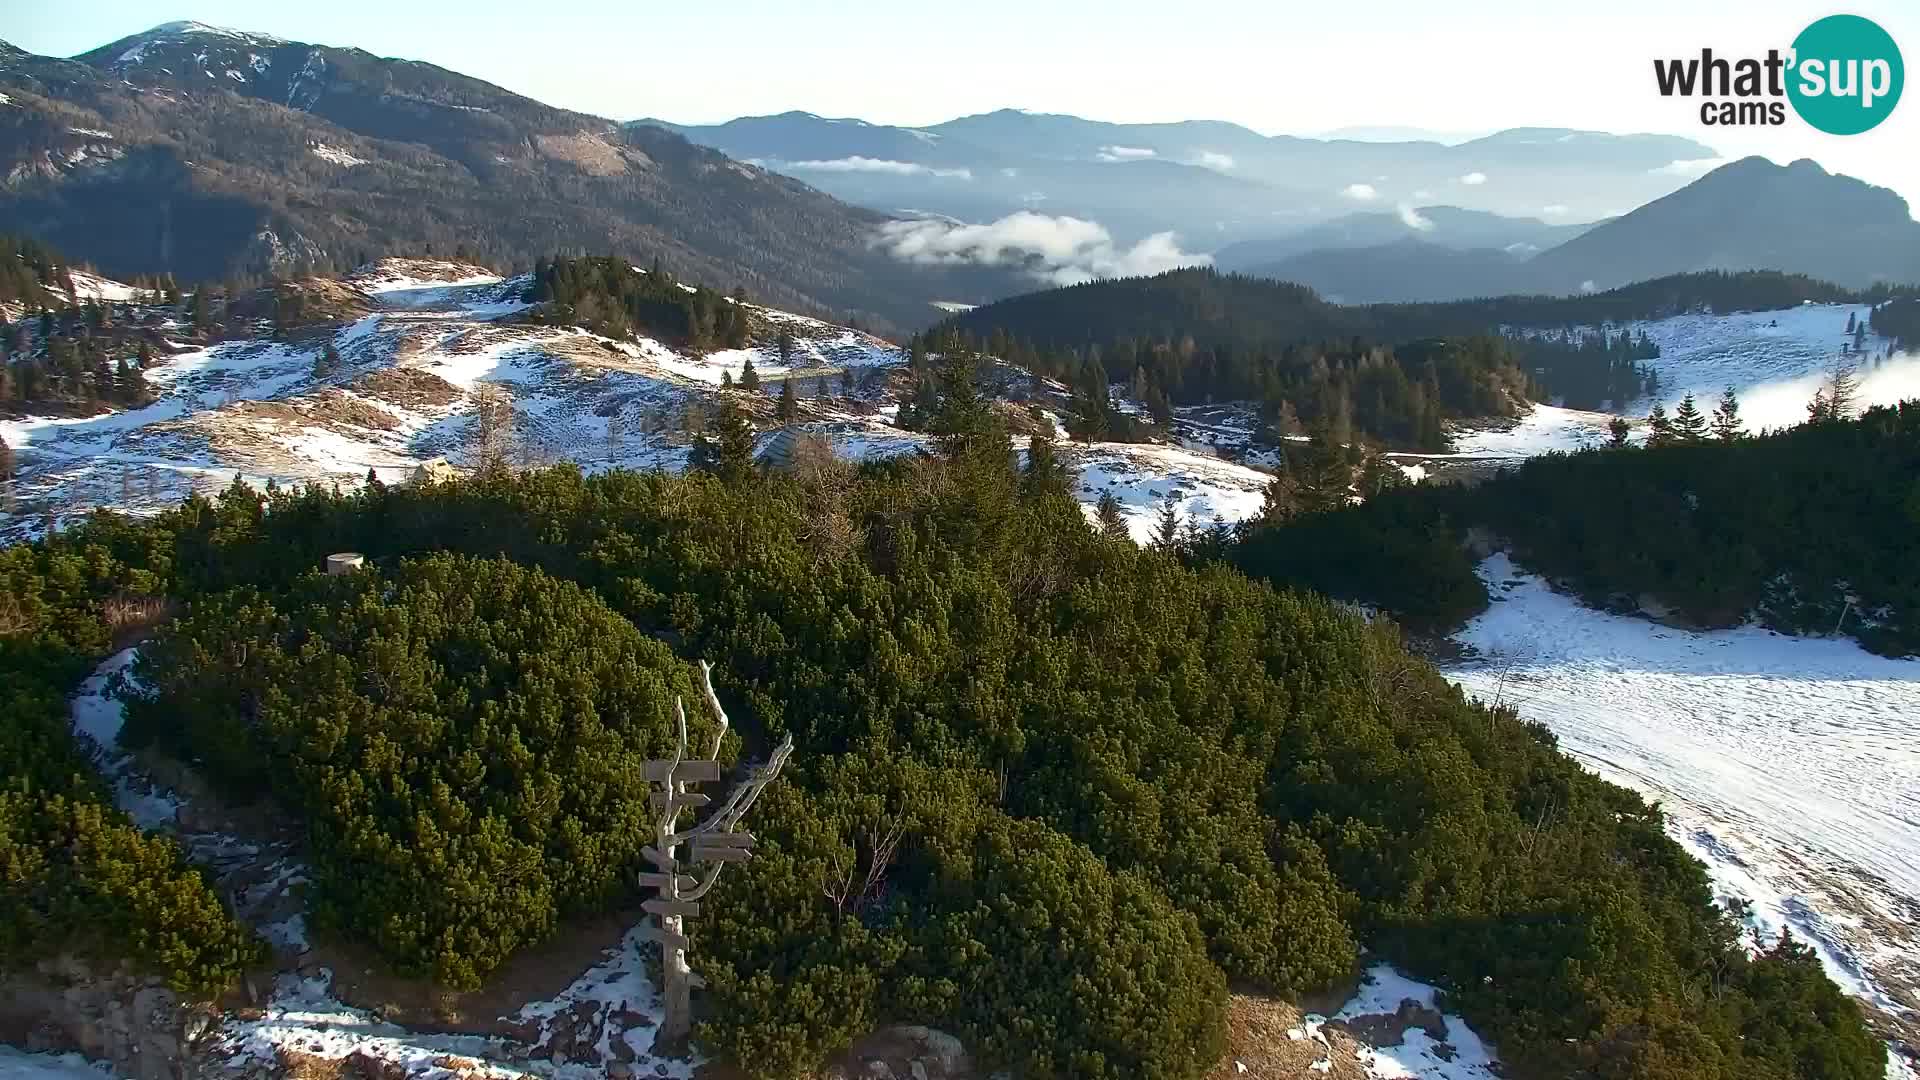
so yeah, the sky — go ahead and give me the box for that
[5,0,1917,209]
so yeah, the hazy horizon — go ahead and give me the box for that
[5,1,1915,213]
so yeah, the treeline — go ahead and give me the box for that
[1233,399,1920,656]
[0,232,78,310]
[916,318,1531,452]
[1510,328,1661,410]
[3,310,161,411]
[1871,296,1920,352]
[936,268,1916,438]
[525,255,752,352]
[0,359,1884,1079]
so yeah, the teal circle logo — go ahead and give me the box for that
[1788,14,1903,134]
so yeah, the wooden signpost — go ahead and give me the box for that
[638,659,795,1052]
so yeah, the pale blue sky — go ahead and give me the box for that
[5,1,1916,206]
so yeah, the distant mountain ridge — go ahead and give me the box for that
[636,109,1718,247]
[1237,157,1920,301]
[0,22,1022,330]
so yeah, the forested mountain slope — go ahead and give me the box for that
[0,25,1017,331]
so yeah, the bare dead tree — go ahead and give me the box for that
[471,385,515,472]
[822,817,904,919]
[638,660,795,1052]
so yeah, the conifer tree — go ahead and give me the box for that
[1645,401,1674,446]
[778,377,798,423]
[739,354,760,391]
[815,374,830,400]
[0,432,13,480]
[1093,491,1130,540]
[1608,416,1631,448]
[722,369,733,389]
[776,326,796,366]
[189,287,211,331]
[1824,361,1859,420]
[841,367,856,397]
[1022,430,1069,499]
[1150,491,1183,551]
[1807,388,1830,425]
[694,400,756,482]
[1710,386,1742,441]
[1672,393,1709,442]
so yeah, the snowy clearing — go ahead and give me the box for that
[1447,554,1920,1060]
[1067,441,1272,543]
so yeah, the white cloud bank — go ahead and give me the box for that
[1341,183,1379,200]
[875,211,1210,286]
[1190,151,1235,171]
[1458,171,1488,185]
[1097,145,1157,161]
[1652,157,1727,177]
[1396,203,1434,231]
[782,156,972,179]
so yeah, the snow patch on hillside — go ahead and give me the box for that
[1448,404,1616,458]
[1324,966,1500,1080]
[1447,554,1920,1052]
[0,1048,115,1078]
[1619,303,1908,429]
[309,143,368,167]
[70,648,180,829]
[1068,442,1271,543]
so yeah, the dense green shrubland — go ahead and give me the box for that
[0,522,263,996]
[0,366,1886,1077]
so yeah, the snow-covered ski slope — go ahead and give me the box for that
[1448,555,1920,1066]
[1454,303,1919,457]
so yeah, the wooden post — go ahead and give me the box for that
[640,660,795,1053]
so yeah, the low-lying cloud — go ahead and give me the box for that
[1097,145,1157,161]
[1341,183,1379,201]
[1190,151,1235,171]
[875,211,1210,286]
[1652,157,1726,177]
[781,156,972,179]
[1396,203,1434,231]
[1458,171,1488,185]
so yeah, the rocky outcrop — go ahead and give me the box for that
[0,954,216,1080]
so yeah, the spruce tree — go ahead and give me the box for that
[1710,386,1741,441]
[1645,401,1674,446]
[739,354,760,391]
[841,367,856,396]
[1672,393,1709,442]
[1022,430,1069,499]
[1150,492,1185,552]
[778,377,798,423]
[1094,491,1130,540]
[722,369,733,389]
[0,432,13,480]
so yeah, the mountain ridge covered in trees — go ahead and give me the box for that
[0,362,1887,1079]
[0,30,1020,334]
